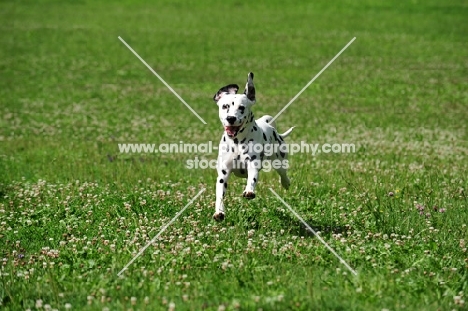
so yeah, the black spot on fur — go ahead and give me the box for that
[234,138,238,144]
[240,169,245,175]
[224,182,227,188]
[223,136,226,142]
[280,151,285,158]
[219,179,224,183]
[273,131,278,141]
[241,138,246,144]
[253,178,257,182]
[243,149,248,154]
[266,119,269,123]
[232,101,234,106]
[251,155,257,160]
[245,157,250,162]
[253,126,257,131]
[214,84,239,101]
[248,139,254,143]
[250,115,254,122]
[231,146,235,152]
[263,133,267,140]
[239,127,245,133]
[222,170,227,175]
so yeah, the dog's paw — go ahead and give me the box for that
[213,212,225,222]
[243,191,256,199]
[281,176,290,190]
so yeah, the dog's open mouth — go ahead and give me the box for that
[225,125,242,138]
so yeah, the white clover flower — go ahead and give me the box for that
[35,300,43,308]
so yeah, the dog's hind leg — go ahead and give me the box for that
[275,166,291,190]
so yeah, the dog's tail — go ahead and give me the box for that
[280,127,294,139]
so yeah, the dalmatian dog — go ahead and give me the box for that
[212,72,294,221]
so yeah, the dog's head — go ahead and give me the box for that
[213,72,256,138]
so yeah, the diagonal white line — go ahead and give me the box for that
[117,188,206,276]
[269,188,358,276]
[118,36,207,125]
[271,37,356,123]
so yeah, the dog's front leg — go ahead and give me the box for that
[243,159,259,199]
[214,160,232,221]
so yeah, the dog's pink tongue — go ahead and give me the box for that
[225,126,236,137]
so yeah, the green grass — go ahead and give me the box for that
[1,0,468,310]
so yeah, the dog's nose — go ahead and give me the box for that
[226,116,237,124]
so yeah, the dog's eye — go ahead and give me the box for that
[239,106,245,112]
[222,104,229,110]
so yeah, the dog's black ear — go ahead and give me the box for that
[244,72,255,101]
[213,84,239,102]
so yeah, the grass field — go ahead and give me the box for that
[1,0,468,310]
